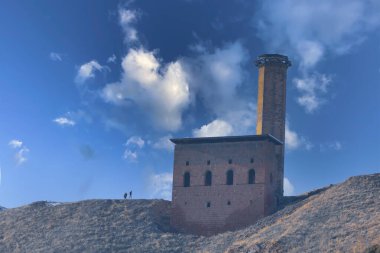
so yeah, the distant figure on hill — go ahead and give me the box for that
[124,192,128,199]
[129,191,132,199]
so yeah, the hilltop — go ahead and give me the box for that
[0,173,379,252]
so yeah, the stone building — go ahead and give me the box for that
[170,54,291,235]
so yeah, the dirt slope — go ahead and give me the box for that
[0,173,379,253]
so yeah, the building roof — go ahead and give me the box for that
[170,134,283,145]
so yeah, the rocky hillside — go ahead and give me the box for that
[0,173,379,253]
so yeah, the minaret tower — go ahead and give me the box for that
[255,54,291,196]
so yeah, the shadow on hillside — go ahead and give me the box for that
[279,184,333,210]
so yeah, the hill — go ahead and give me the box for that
[0,173,379,253]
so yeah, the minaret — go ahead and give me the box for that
[255,54,291,197]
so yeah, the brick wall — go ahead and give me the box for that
[256,55,291,197]
[171,139,279,235]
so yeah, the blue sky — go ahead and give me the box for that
[0,0,379,208]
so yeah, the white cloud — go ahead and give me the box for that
[187,42,248,115]
[53,117,76,126]
[126,136,145,148]
[119,8,138,43]
[102,48,190,131]
[9,140,29,165]
[152,135,174,151]
[285,123,313,151]
[256,0,380,113]
[256,0,380,69]
[223,104,256,135]
[15,147,29,165]
[284,177,294,196]
[193,119,233,138]
[293,73,332,113]
[49,52,62,62]
[123,150,138,162]
[8,140,23,149]
[75,60,103,83]
[285,124,301,150]
[320,141,343,152]
[148,172,173,200]
[330,141,342,151]
[186,42,257,136]
[123,136,145,162]
[107,54,117,63]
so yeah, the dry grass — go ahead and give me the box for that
[0,173,379,253]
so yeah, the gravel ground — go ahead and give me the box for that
[0,173,379,253]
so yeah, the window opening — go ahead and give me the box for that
[205,170,212,186]
[226,170,234,185]
[184,172,190,187]
[248,169,256,184]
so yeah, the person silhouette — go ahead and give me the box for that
[129,190,132,199]
[124,192,128,199]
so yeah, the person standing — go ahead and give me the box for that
[124,192,128,199]
[129,190,132,199]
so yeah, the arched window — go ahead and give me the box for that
[205,170,212,186]
[270,173,273,185]
[226,170,234,185]
[248,169,256,184]
[184,172,190,187]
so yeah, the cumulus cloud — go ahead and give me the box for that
[193,119,233,137]
[285,123,313,151]
[256,0,380,69]
[101,42,254,133]
[107,54,117,63]
[9,140,29,165]
[152,135,174,151]
[256,0,380,112]
[187,42,257,136]
[293,73,332,113]
[123,136,145,162]
[53,117,76,126]
[78,8,252,135]
[102,48,190,131]
[75,60,103,83]
[8,140,23,149]
[284,177,294,196]
[119,8,139,43]
[49,52,62,61]
[148,172,172,200]
[123,150,138,162]
[187,42,248,115]
[126,136,145,148]
[15,147,29,165]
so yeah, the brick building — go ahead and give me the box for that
[170,54,291,235]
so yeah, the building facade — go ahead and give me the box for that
[170,54,291,235]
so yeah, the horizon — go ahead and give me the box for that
[1,0,379,208]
